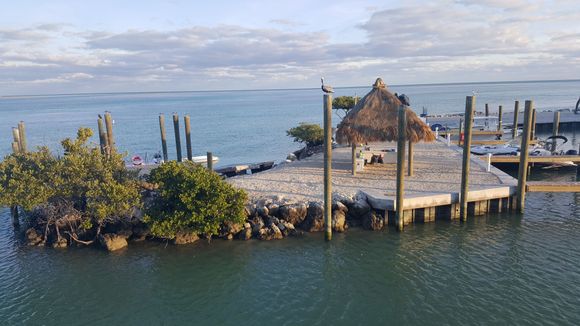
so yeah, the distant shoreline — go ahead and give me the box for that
[2,78,579,99]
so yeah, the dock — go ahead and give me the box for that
[526,181,580,192]
[229,139,518,225]
[427,110,580,130]
[483,155,580,164]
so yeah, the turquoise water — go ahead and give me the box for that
[1,80,579,166]
[1,81,580,325]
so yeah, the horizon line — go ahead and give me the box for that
[2,78,579,99]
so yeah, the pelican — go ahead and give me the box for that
[321,77,334,93]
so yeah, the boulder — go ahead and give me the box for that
[256,206,269,218]
[270,224,284,240]
[52,237,68,249]
[239,224,252,240]
[98,233,128,251]
[362,211,384,231]
[278,203,308,225]
[25,228,44,246]
[131,222,150,241]
[282,220,298,237]
[301,202,325,232]
[172,231,199,245]
[348,198,372,221]
[245,204,257,218]
[267,203,279,217]
[330,202,347,232]
[333,193,355,207]
[220,221,244,239]
[249,217,265,236]
[258,227,272,241]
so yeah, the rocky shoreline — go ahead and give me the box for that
[21,191,383,251]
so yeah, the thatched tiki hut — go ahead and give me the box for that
[336,78,435,175]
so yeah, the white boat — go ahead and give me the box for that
[471,145,519,156]
[187,155,220,165]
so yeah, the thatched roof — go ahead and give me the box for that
[336,78,435,144]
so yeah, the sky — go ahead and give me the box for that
[0,0,579,95]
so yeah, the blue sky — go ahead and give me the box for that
[1,0,579,95]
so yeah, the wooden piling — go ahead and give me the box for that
[104,112,115,153]
[184,115,193,161]
[97,116,108,155]
[207,152,213,171]
[407,140,414,177]
[173,114,182,162]
[552,111,560,152]
[11,128,21,153]
[158,115,168,162]
[530,108,536,140]
[11,142,19,154]
[323,94,333,241]
[512,101,519,139]
[396,105,406,231]
[498,105,503,131]
[516,101,534,213]
[458,118,463,146]
[351,143,357,176]
[485,103,489,117]
[17,121,27,153]
[460,96,475,221]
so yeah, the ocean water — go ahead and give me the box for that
[0,80,580,325]
[1,80,579,166]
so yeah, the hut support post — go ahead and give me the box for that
[351,143,356,176]
[184,115,193,161]
[17,121,27,153]
[552,111,560,152]
[396,105,406,231]
[323,94,333,241]
[97,116,108,155]
[173,114,182,162]
[517,101,534,213]
[458,118,463,146]
[407,141,414,177]
[104,112,114,154]
[460,96,475,221]
[159,115,168,162]
[498,105,503,131]
[513,101,519,139]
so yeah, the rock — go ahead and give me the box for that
[258,227,272,240]
[333,193,354,207]
[131,222,150,241]
[172,231,199,245]
[348,198,372,221]
[256,206,269,218]
[220,221,244,238]
[286,153,297,161]
[25,228,43,246]
[332,209,347,233]
[239,227,252,240]
[270,224,284,240]
[52,237,68,249]
[267,203,279,217]
[245,204,257,218]
[282,220,297,236]
[249,217,265,236]
[98,233,128,251]
[278,203,308,225]
[362,211,384,231]
[301,201,325,232]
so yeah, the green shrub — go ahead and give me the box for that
[144,161,247,239]
[286,123,324,147]
[333,96,360,112]
[0,128,141,232]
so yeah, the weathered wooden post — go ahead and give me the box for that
[184,115,193,161]
[460,96,475,221]
[323,94,333,241]
[458,118,463,146]
[172,114,182,162]
[396,105,406,231]
[407,140,414,177]
[512,101,519,139]
[517,101,534,213]
[498,105,503,131]
[530,108,536,140]
[207,152,213,171]
[11,142,19,154]
[17,121,27,153]
[351,144,357,176]
[11,128,21,153]
[552,111,560,152]
[104,112,115,153]
[97,116,108,155]
[158,115,168,162]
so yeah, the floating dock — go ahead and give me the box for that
[229,139,518,225]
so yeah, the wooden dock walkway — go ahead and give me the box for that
[526,181,580,192]
[484,155,580,164]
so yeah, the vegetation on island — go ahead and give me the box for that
[286,122,324,147]
[144,161,247,240]
[0,128,141,245]
[332,96,360,114]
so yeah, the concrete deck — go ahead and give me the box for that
[229,140,517,212]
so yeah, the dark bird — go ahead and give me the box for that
[98,114,102,119]
[321,77,334,93]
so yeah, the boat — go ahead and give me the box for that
[471,144,519,156]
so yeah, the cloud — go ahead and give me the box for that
[0,1,579,95]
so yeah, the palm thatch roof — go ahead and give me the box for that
[336,78,435,144]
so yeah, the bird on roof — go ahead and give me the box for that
[321,77,334,93]
[98,114,102,119]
